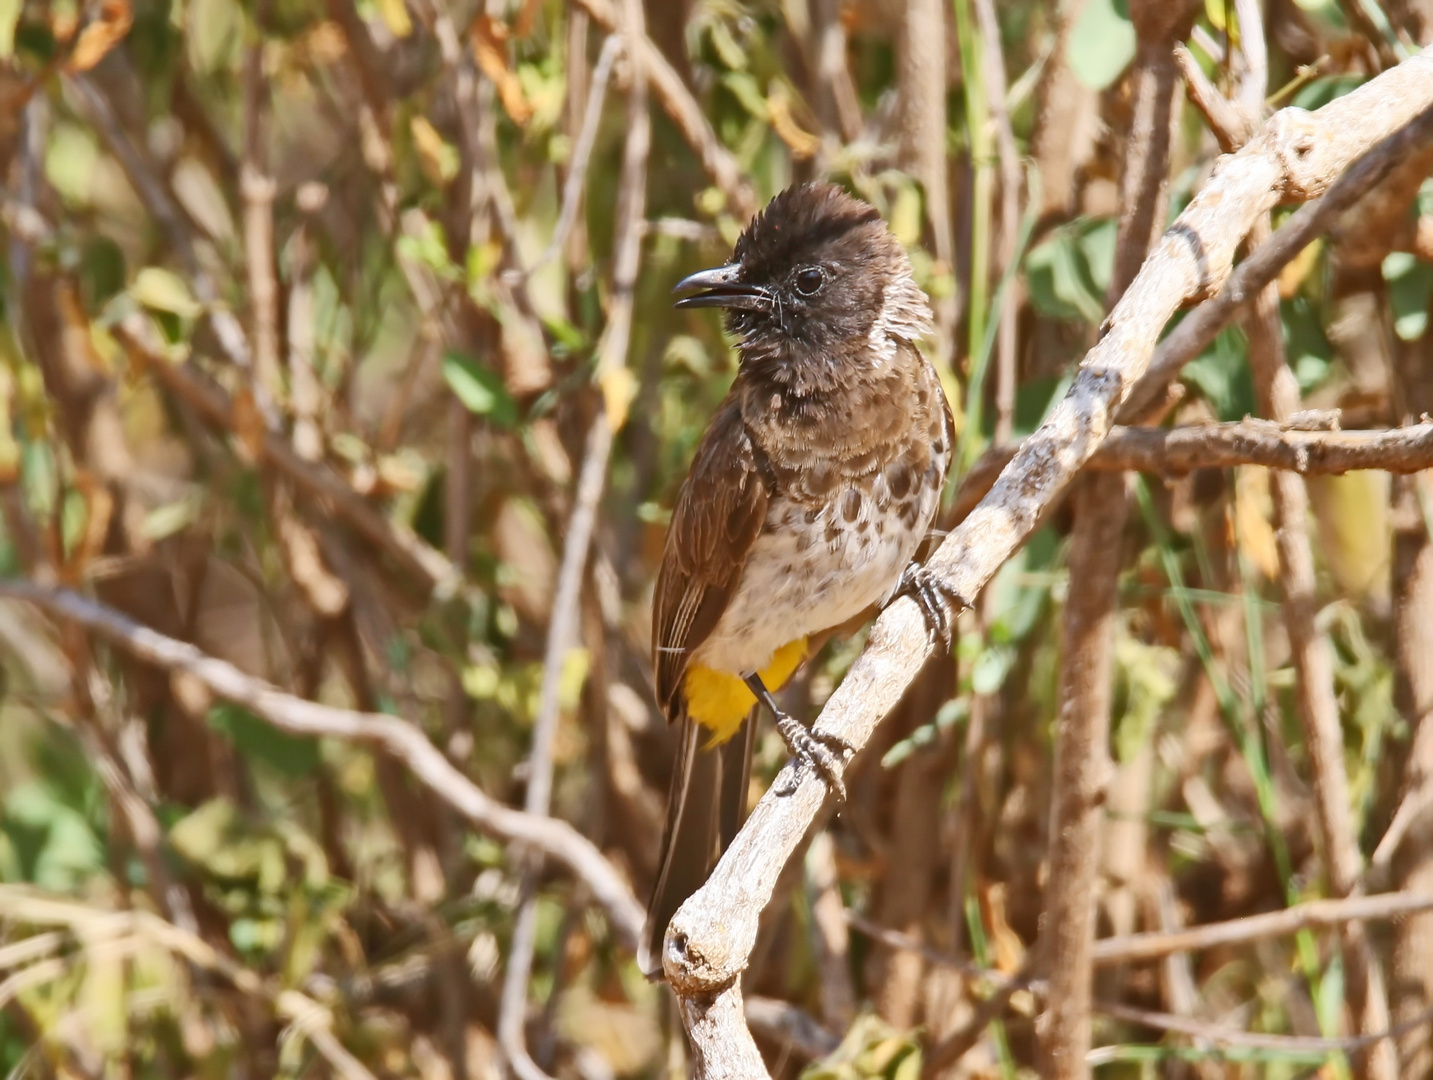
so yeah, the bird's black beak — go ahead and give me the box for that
[672,264,770,311]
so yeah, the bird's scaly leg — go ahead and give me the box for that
[894,562,970,650]
[743,673,850,800]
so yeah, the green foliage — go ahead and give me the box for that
[443,351,520,426]
[1068,0,1135,90]
[1025,217,1117,325]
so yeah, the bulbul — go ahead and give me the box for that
[643,182,958,976]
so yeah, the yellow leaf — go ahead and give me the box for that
[1278,238,1322,299]
[132,267,202,319]
[375,0,412,38]
[558,648,590,712]
[890,183,922,247]
[980,881,1026,973]
[768,84,819,160]
[600,365,636,432]
[0,366,18,483]
[231,387,266,464]
[0,0,21,58]
[410,115,459,186]
[1235,467,1280,579]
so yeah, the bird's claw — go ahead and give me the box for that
[896,563,969,649]
[773,712,850,801]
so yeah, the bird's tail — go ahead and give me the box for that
[640,707,757,978]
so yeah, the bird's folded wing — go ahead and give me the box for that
[652,395,771,722]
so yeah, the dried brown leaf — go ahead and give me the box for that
[66,0,134,72]
[471,16,533,126]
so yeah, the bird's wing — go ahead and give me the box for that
[652,395,771,723]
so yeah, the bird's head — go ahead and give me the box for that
[673,182,932,381]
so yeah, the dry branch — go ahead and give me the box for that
[498,8,650,1074]
[860,889,1433,969]
[657,48,1433,1080]
[958,421,1433,489]
[1092,890,1433,965]
[0,582,646,950]
[1037,9,1190,1072]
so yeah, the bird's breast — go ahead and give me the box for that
[690,440,947,677]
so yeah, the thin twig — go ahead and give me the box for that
[1091,999,1433,1057]
[1230,21,1397,1069]
[1174,44,1252,153]
[744,997,841,1061]
[953,421,1433,504]
[1091,890,1433,965]
[526,34,622,276]
[497,6,649,1077]
[241,1,283,405]
[110,315,461,598]
[972,0,1023,444]
[0,887,379,1080]
[858,889,1433,971]
[1037,9,1190,1073]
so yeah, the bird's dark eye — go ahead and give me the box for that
[795,267,824,296]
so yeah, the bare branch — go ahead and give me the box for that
[526,34,623,276]
[1092,890,1433,965]
[973,0,1024,443]
[498,7,650,1075]
[1174,44,1253,153]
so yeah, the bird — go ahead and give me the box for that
[643,181,961,977]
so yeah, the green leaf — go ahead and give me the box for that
[0,0,20,57]
[1025,221,1111,325]
[187,0,242,74]
[398,216,462,282]
[1383,250,1433,341]
[443,353,519,427]
[79,236,127,309]
[1282,296,1334,391]
[1182,326,1255,421]
[721,71,769,120]
[970,644,1013,696]
[1292,75,1364,111]
[44,123,101,206]
[1068,0,1135,90]
[207,702,320,777]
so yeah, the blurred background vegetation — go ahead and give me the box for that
[2,0,1433,1076]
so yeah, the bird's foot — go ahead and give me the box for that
[895,562,970,650]
[773,711,851,801]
